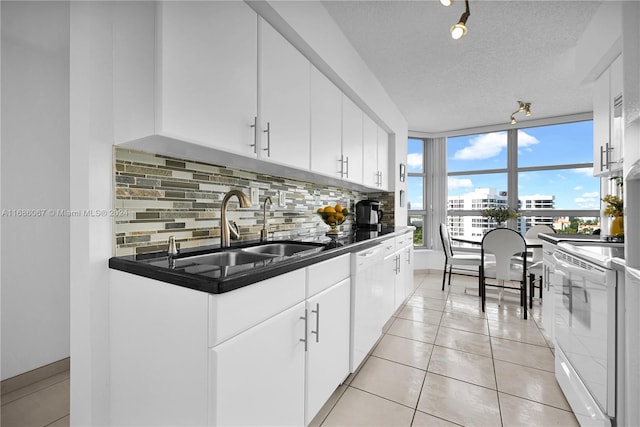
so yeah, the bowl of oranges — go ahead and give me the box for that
[317,203,350,234]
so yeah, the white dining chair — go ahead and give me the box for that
[439,223,482,291]
[480,227,528,319]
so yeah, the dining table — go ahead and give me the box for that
[451,236,543,248]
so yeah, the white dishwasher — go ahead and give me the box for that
[350,242,386,372]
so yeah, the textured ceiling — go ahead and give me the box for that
[322,0,603,134]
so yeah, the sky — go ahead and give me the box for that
[407,120,600,211]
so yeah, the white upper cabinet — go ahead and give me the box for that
[362,114,379,187]
[158,1,258,157]
[259,18,311,170]
[594,55,623,176]
[113,1,156,145]
[377,126,389,190]
[362,114,389,190]
[341,95,364,184]
[310,66,342,177]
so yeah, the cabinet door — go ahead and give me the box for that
[402,242,415,300]
[593,67,610,176]
[113,1,155,144]
[259,17,310,169]
[362,114,379,188]
[342,95,364,184]
[305,279,351,425]
[210,301,306,427]
[382,251,399,322]
[378,127,390,190]
[310,66,342,177]
[159,1,258,157]
[609,55,623,169]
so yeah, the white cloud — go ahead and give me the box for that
[407,153,422,169]
[574,191,601,209]
[451,132,507,160]
[574,185,583,191]
[573,168,595,176]
[517,130,540,148]
[448,177,474,189]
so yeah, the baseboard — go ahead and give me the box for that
[1,357,70,396]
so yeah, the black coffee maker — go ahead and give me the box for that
[355,200,384,230]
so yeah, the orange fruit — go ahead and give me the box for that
[335,204,343,213]
[324,206,336,213]
[325,215,336,223]
[335,212,344,222]
[341,207,349,215]
[317,207,324,213]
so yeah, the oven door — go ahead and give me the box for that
[554,248,616,420]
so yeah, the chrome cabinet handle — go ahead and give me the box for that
[300,309,308,351]
[250,116,257,154]
[406,248,411,264]
[344,156,349,179]
[337,155,344,177]
[263,122,271,157]
[311,303,320,343]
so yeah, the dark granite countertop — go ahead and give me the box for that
[109,227,414,294]
[538,233,611,245]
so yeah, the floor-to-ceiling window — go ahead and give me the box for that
[407,138,425,246]
[447,121,599,238]
[408,120,600,249]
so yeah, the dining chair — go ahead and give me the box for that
[439,223,482,291]
[480,227,528,319]
[524,224,555,308]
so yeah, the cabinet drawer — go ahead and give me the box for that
[306,253,350,297]
[381,237,396,256]
[208,268,306,347]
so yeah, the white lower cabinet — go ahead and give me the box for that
[110,239,420,425]
[209,301,307,427]
[384,232,415,315]
[305,278,350,425]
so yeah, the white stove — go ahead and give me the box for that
[554,240,624,427]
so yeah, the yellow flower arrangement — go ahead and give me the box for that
[602,194,623,217]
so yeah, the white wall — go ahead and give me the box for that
[0,1,70,381]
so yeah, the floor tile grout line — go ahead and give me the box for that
[345,383,423,413]
[44,413,70,427]
[496,389,576,413]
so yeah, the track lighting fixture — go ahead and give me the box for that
[440,0,454,6]
[510,101,532,125]
[448,0,470,40]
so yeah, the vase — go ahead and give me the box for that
[610,215,624,237]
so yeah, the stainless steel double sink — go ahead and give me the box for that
[174,241,325,268]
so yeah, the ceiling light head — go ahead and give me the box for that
[440,0,454,6]
[450,22,467,39]
[509,101,532,124]
[450,0,470,40]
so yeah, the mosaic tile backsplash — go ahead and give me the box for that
[114,148,394,256]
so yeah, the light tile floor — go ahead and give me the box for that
[311,270,579,427]
[1,270,577,427]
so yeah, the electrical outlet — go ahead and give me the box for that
[250,187,259,205]
[279,191,286,207]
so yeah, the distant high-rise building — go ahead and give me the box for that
[447,188,554,239]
